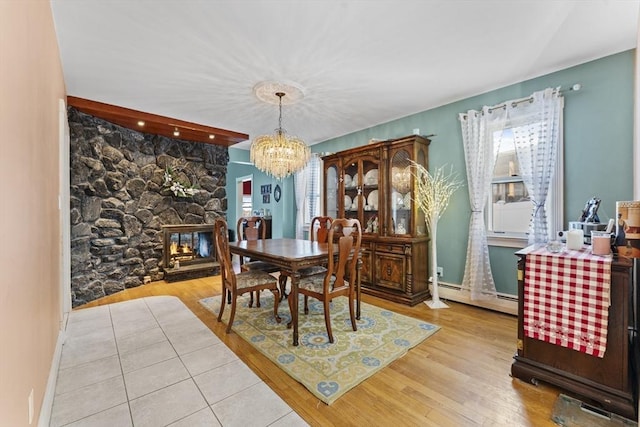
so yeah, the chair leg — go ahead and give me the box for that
[278,275,288,301]
[271,288,282,323]
[348,295,357,332]
[286,290,295,329]
[304,295,309,314]
[323,298,334,343]
[217,291,228,323]
[226,295,238,334]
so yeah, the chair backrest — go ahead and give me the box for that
[237,216,266,241]
[214,219,236,291]
[325,218,362,291]
[310,216,333,243]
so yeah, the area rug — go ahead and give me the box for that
[551,394,637,426]
[199,294,440,404]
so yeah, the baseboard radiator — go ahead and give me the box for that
[435,281,518,316]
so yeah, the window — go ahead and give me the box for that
[303,154,322,225]
[487,122,563,248]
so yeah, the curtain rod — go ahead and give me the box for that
[486,84,581,113]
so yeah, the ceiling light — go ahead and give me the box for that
[173,127,180,137]
[250,89,310,180]
[209,134,215,139]
[137,120,145,127]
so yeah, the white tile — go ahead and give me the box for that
[180,343,238,377]
[55,354,121,395]
[167,407,221,427]
[64,323,114,346]
[193,359,261,404]
[66,306,112,334]
[116,326,167,354]
[129,379,208,427]
[211,382,293,427]
[270,411,310,427]
[120,340,177,373]
[59,333,117,369]
[63,403,132,427]
[169,326,220,355]
[50,376,127,427]
[112,316,159,339]
[124,357,190,400]
[161,316,212,341]
[146,296,195,320]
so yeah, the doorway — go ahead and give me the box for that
[236,173,253,219]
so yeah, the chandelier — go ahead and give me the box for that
[250,90,310,180]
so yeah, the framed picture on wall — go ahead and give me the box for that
[274,185,281,203]
[263,194,270,204]
[260,184,272,195]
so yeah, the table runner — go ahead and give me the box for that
[523,245,612,358]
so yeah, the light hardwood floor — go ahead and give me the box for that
[78,275,563,426]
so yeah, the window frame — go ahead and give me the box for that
[486,114,564,248]
[302,154,323,227]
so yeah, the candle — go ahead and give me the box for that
[591,232,611,255]
[566,229,584,251]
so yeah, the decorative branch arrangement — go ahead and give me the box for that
[163,165,197,198]
[412,162,463,309]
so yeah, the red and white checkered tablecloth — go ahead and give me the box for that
[523,245,612,358]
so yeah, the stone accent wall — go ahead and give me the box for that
[69,107,228,307]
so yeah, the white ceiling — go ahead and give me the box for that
[51,0,639,150]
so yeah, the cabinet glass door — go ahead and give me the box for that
[325,164,338,219]
[390,149,412,235]
[343,160,360,221]
[361,157,380,235]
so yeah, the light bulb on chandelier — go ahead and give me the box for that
[250,86,310,180]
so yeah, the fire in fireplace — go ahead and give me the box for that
[162,224,219,282]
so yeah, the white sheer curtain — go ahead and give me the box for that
[293,168,307,239]
[459,106,507,300]
[508,88,562,244]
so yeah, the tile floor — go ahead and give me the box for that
[49,295,308,427]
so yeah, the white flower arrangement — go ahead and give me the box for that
[163,166,197,197]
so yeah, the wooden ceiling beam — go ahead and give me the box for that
[67,96,248,147]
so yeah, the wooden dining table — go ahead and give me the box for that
[228,238,361,346]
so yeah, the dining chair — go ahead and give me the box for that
[236,216,280,273]
[288,218,361,343]
[278,216,333,298]
[213,218,281,333]
[236,216,280,307]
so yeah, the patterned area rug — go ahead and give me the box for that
[199,294,440,404]
[551,394,637,426]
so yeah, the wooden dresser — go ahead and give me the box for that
[512,245,637,420]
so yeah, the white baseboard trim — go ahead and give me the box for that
[435,282,518,316]
[38,328,66,427]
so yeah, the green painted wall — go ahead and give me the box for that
[227,50,635,295]
[318,51,634,296]
[226,148,296,240]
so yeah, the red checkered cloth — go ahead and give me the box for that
[523,245,612,358]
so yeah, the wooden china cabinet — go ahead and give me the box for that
[322,135,430,305]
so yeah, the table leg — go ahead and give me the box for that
[290,273,299,346]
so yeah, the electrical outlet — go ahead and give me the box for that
[437,266,443,277]
[28,389,34,425]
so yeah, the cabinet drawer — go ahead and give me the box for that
[375,251,406,291]
[377,243,405,254]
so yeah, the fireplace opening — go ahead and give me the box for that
[162,224,219,282]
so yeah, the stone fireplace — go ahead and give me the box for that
[162,224,219,282]
[69,107,228,307]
